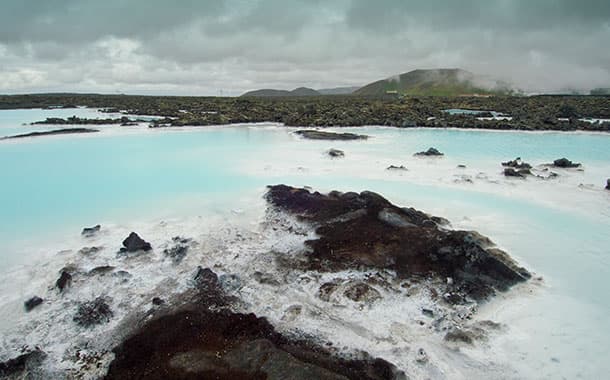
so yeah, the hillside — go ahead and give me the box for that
[354,68,509,96]
[317,86,360,95]
[241,87,320,97]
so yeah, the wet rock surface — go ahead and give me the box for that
[386,165,408,171]
[0,348,46,378]
[502,157,532,169]
[343,282,382,303]
[414,147,444,156]
[504,167,531,178]
[295,130,369,140]
[163,237,191,264]
[265,185,530,302]
[81,224,101,237]
[119,232,152,253]
[606,179,610,190]
[152,297,165,306]
[88,265,115,276]
[79,246,102,255]
[105,268,404,380]
[24,296,44,312]
[552,157,581,168]
[56,270,72,292]
[1,128,99,140]
[327,148,345,158]
[73,297,113,327]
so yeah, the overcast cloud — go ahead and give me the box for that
[1,0,609,95]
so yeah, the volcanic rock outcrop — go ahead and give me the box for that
[265,185,530,302]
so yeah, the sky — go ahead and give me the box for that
[1,0,609,96]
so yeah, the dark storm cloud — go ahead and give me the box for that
[346,0,610,32]
[0,0,609,94]
[0,0,225,43]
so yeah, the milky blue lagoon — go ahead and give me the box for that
[1,109,609,379]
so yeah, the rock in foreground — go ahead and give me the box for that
[73,297,113,327]
[1,128,99,140]
[552,157,581,168]
[24,296,44,312]
[120,232,152,253]
[504,168,531,178]
[106,267,403,380]
[82,224,101,237]
[0,349,46,378]
[265,185,530,301]
[501,157,532,169]
[327,148,345,158]
[414,147,444,157]
[295,130,369,141]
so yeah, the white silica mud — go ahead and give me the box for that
[0,109,609,379]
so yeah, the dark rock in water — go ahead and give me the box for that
[1,128,99,140]
[219,273,243,292]
[422,308,434,318]
[414,147,444,156]
[504,167,531,177]
[120,232,152,253]
[343,282,382,303]
[318,281,340,302]
[295,130,369,141]
[252,271,280,286]
[501,157,532,169]
[24,296,44,312]
[444,326,487,345]
[415,348,428,364]
[78,246,102,255]
[193,266,219,290]
[457,164,467,168]
[88,265,115,276]
[606,179,610,190]
[192,266,229,307]
[112,270,132,283]
[552,157,581,168]
[327,148,345,158]
[56,271,72,292]
[386,165,408,171]
[152,297,165,306]
[265,185,530,302]
[81,224,101,237]
[444,329,475,345]
[105,306,404,380]
[0,348,46,377]
[163,243,188,264]
[73,297,113,327]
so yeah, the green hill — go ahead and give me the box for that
[354,68,508,96]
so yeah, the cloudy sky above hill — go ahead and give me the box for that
[1,0,609,95]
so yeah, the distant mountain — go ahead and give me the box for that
[317,86,360,95]
[241,87,320,97]
[590,88,610,95]
[290,87,320,96]
[354,68,511,96]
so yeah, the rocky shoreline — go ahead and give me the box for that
[1,185,533,379]
[1,128,99,140]
[2,93,609,132]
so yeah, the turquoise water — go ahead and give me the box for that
[0,109,609,378]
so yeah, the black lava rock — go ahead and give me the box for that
[120,232,152,253]
[24,296,44,312]
[82,224,101,237]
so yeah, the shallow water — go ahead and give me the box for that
[0,109,609,379]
